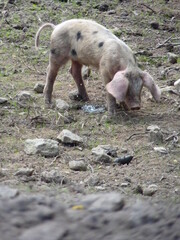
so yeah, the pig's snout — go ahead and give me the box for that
[125,101,141,111]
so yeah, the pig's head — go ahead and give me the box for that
[106,68,161,110]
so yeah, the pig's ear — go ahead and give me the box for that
[106,72,129,102]
[142,71,161,102]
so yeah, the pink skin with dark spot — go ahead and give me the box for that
[35,19,161,115]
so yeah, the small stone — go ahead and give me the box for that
[0,185,19,199]
[168,52,178,64]
[57,129,83,145]
[108,10,116,15]
[82,66,91,80]
[143,184,158,196]
[92,145,118,157]
[150,21,159,29]
[69,160,87,171]
[82,192,125,212]
[149,129,163,145]
[56,99,70,111]
[34,83,45,93]
[85,175,100,186]
[24,139,59,157]
[154,146,168,154]
[41,170,67,184]
[16,91,33,104]
[95,153,112,163]
[15,168,34,177]
[147,125,160,132]
[174,79,180,93]
[0,97,8,104]
[98,3,109,12]
[121,182,129,187]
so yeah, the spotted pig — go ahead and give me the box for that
[35,19,161,114]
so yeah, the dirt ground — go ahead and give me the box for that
[0,0,180,209]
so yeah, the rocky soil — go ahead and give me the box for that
[0,0,180,239]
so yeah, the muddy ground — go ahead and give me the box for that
[0,0,180,239]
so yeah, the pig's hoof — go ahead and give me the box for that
[44,101,55,109]
[69,90,89,102]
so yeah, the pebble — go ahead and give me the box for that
[154,146,168,154]
[16,91,33,104]
[69,160,87,171]
[168,52,178,64]
[24,138,59,157]
[57,129,83,145]
[143,184,158,196]
[82,192,125,212]
[96,154,112,163]
[0,185,19,199]
[146,125,160,132]
[56,99,69,111]
[41,170,67,184]
[92,145,118,157]
[149,129,163,145]
[121,182,130,187]
[174,79,180,93]
[150,21,159,29]
[0,97,8,104]
[33,83,45,93]
[14,168,34,177]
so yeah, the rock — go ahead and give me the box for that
[154,146,168,154]
[161,86,175,94]
[121,182,130,187]
[143,184,158,196]
[168,52,178,64]
[82,192,125,212]
[150,21,159,29]
[98,3,109,12]
[14,168,34,177]
[16,91,33,104]
[68,90,83,101]
[92,145,118,157]
[81,66,91,79]
[34,83,45,93]
[174,79,180,93]
[19,222,68,240]
[24,139,59,157]
[96,154,112,163]
[92,145,117,163]
[69,160,87,171]
[56,99,69,111]
[84,175,100,186]
[41,170,67,184]
[0,97,8,104]
[57,129,83,145]
[108,10,116,15]
[148,128,163,145]
[146,125,160,132]
[0,185,19,199]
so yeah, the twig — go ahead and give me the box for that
[141,3,157,14]
[156,36,173,49]
[88,164,94,174]
[125,132,147,142]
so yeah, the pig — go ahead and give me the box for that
[35,19,161,115]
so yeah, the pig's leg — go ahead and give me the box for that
[101,70,117,115]
[44,54,68,104]
[70,61,89,101]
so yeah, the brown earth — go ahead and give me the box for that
[0,1,180,237]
